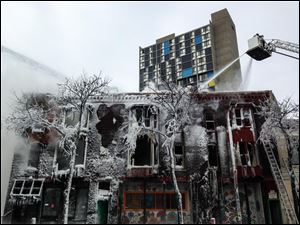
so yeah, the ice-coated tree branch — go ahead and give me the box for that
[127,80,201,224]
[6,72,110,224]
[256,96,299,216]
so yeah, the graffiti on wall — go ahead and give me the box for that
[122,210,191,224]
[222,185,239,224]
[222,183,265,224]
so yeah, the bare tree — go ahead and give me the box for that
[125,81,201,224]
[257,96,299,216]
[6,73,110,224]
[58,73,110,224]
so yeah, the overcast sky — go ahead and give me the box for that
[1,1,299,102]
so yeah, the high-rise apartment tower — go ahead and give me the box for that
[139,8,242,91]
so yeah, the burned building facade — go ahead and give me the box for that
[3,91,298,224]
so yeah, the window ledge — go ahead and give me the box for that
[130,165,158,169]
[175,166,185,170]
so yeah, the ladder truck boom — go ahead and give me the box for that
[246,34,299,60]
[268,39,299,54]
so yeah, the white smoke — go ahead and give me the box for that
[1,46,65,216]
[239,58,253,91]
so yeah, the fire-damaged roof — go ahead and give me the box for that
[88,90,275,104]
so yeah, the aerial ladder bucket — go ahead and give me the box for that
[246,34,299,60]
[246,34,272,60]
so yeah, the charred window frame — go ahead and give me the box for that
[247,143,256,166]
[174,143,184,168]
[63,106,91,128]
[238,142,256,166]
[133,105,158,129]
[242,108,251,127]
[235,109,242,126]
[205,111,215,132]
[64,108,80,127]
[131,135,158,167]
[98,181,110,191]
[98,181,111,197]
[235,108,252,127]
[208,144,218,167]
[55,144,71,171]
[55,135,88,171]
[11,179,44,196]
[55,107,90,171]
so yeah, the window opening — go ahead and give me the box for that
[208,145,218,167]
[205,112,215,131]
[235,109,242,126]
[75,135,86,165]
[174,144,184,167]
[11,179,44,196]
[239,142,251,166]
[243,109,251,127]
[131,135,151,166]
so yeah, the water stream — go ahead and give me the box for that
[200,52,246,90]
[239,58,253,91]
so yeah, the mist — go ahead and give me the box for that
[239,58,253,91]
[1,46,64,216]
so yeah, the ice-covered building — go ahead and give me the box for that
[3,90,298,224]
[1,46,65,220]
